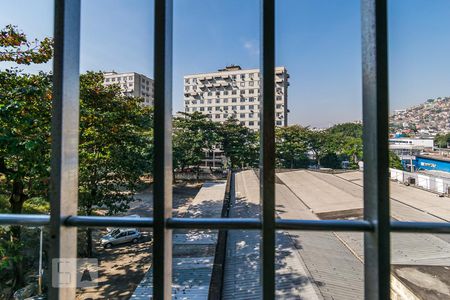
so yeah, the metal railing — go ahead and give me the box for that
[1,0,450,299]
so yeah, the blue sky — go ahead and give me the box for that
[2,0,450,127]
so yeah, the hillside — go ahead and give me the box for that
[390,97,450,134]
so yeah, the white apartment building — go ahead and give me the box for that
[103,71,154,106]
[183,65,289,130]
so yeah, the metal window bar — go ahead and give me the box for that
[153,0,173,298]
[48,0,81,299]
[361,0,390,299]
[260,0,276,298]
[0,0,449,299]
[2,214,450,233]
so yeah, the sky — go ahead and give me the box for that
[1,0,450,127]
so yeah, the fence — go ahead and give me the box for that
[390,168,450,195]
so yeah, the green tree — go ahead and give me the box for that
[306,130,329,167]
[275,125,309,169]
[326,123,363,168]
[434,133,450,148]
[219,117,259,169]
[78,72,153,256]
[327,122,363,139]
[173,112,220,176]
[0,25,53,64]
[389,151,403,170]
[0,70,52,215]
[0,25,53,290]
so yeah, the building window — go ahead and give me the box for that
[276,104,282,109]
[249,97,255,102]
[200,107,205,111]
[276,96,282,101]
[208,107,212,111]
[249,105,254,110]
[223,106,228,111]
[232,90,237,95]
[232,106,237,111]
[276,120,282,125]
[240,74,245,79]
[232,98,237,103]
[240,98,245,103]
[240,105,245,110]
[129,76,133,80]
[200,100,204,104]
[105,78,110,82]
[223,98,228,103]
[215,114,220,119]
[240,82,245,87]
[207,99,212,104]
[223,113,228,119]
[215,107,220,111]
[224,91,229,95]
[111,78,116,82]
[185,79,189,83]
[240,90,245,95]
[249,89,254,94]
[249,81,254,86]
[240,113,245,118]
[208,92,212,96]
[249,121,254,126]
[216,99,220,104]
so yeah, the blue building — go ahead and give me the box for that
[414,155,450,173]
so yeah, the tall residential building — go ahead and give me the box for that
[103,71,154,106]
[183,65,289,130]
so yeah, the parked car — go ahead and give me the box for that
[101,228,142,248]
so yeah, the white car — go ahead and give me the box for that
[101,228,142,248]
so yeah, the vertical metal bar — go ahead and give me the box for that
[260,0,276,298]
[361,0,390,299]
[153,0,173,299]
[49,0,81,298]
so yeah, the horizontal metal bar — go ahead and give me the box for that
[391,221,450,233]
[277,219,374,232]
[65,216,154,227]
[1,214,450,234]
[167,217,261,230]
[0,214,50,226]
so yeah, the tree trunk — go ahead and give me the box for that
[9,180,27,289]
[86,228,93,257]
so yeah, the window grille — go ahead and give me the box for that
[1,0,450,299]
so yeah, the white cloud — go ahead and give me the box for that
[242,39,260,57]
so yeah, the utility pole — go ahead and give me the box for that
[38,226,43,295]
